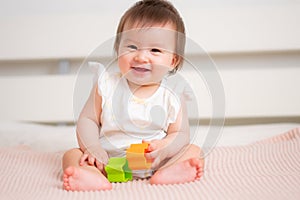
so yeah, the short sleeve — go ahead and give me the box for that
[88,61,116,98]
[166,91,181,124]
[88,61,106,93]
[164,74,194,125]
[88,62,122,101]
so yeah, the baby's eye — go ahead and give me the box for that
[151,48,162,53]
[127,45,137,50]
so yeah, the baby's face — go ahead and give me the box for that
[117,23,178,86]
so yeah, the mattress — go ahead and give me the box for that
[0,124,299,200]
[0,121,299,151]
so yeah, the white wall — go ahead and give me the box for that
[0,0,300,123]
[0,0,299,60]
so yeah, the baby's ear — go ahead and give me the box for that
[171,55,180,68]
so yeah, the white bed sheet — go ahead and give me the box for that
[0,121,299,152]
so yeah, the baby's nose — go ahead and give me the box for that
[134,50,149,63]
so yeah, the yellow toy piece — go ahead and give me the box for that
[126,142,152,170]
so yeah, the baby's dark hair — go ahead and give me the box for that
[114,0,186,73]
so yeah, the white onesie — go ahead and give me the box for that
[93,63,191,177]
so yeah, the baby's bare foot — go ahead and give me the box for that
[149,158,204,185]
[63,166,112,191]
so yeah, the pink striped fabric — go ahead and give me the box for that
[1,128,300,200]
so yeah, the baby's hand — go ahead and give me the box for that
[143,139,170,169]
[80,146,109,172]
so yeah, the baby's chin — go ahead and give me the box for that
[127,79,162,88]
[125,74,164,87]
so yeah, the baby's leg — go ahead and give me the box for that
[149,144,204,185]
[62,148,112,191]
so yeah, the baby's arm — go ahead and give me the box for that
[145,97,190,169]
[76,83,108,170]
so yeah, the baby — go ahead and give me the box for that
[62,0,204,191]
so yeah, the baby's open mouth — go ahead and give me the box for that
[132,67,151,72]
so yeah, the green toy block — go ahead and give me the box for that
[105,157,132,182]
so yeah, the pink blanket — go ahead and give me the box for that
[1,128,300,200]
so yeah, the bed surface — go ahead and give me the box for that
[0,121,299,151]
[0,125,299,200]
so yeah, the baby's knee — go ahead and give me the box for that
[63,148,82,160]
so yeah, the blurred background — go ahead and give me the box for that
[0,0,299,125]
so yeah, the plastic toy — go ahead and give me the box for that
[126,142,152,170]
[105,157,132,182]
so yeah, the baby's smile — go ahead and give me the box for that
[131,64,152,75]
[132,67,151,72]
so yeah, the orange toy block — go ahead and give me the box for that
[126,143,152,170]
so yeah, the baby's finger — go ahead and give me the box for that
[148,150,159,159]
[93,150,109,164]
[95,154,108,165]
[88,155,96,166]
[148,140,159,151]
[144,152,154,162]
[79,153,89,166]
[102,156,109,165]
[96,160,104,171]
